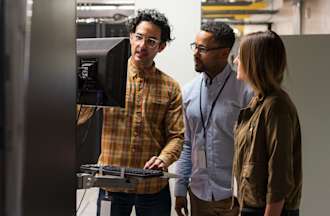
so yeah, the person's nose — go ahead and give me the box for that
[193,48,199,57]
[138,38,148,49]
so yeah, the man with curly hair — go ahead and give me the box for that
[79,9,184,216]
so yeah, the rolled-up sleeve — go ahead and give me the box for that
[158,83,184,167]
[266,104,295,204]
[174,108,192,197]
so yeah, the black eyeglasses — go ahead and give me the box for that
[190,42,227,54]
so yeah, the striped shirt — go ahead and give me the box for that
[78,58,184,194]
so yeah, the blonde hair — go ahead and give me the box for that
[239,30,287,95]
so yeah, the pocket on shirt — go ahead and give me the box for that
[146,95,169,123]
[216,100,241,134]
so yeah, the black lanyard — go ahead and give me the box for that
[199,71,231,138]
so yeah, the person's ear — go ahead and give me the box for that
[220,48,231,58]
[129,33,134,44]
[158,43,166,53]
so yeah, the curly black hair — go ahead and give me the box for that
[201,22,235,50]
[126,9,173,44]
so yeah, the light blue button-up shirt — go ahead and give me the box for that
[174,64,253,201]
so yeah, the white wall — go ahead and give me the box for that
[244,0,330,35]
[272,0,300,34]
[302,0,330,34]
[135,0,201,87]
[271,0,330,35]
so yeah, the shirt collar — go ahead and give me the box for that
[128,57,156,79]
[237,94,263,124]
[202,64,231,86]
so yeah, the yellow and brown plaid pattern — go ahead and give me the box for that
[79,58,184,194]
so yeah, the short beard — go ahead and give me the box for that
[194,65,203,73]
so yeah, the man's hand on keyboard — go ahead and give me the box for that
[144,156,166,170]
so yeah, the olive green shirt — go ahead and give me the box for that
[233,90,302,210]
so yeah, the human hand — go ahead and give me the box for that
[144,156,166,170]
[175,196,188,216]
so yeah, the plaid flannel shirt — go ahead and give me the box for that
[78,58,184,194]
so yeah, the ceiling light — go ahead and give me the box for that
[77,5,117,10]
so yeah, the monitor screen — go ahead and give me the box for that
[76,37,130,107]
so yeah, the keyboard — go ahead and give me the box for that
[80,164,164,178]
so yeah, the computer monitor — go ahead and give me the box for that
[76,37,130,107]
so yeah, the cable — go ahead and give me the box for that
[76,65,97,151]
[264,0,275,28]
[74,189,87,216]
[77,106,98,154]
[76,104,83,125]
[76,67,88,125]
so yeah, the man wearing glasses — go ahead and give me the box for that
[174,22,252,216]
[79,9,184,216]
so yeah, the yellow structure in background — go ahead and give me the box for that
[202,1,267,19]
[202,1,269,34]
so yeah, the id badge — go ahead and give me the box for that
[100,200,111,216]
[197,148,207,169]
[100,191,111,216]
